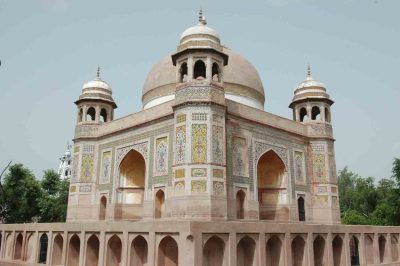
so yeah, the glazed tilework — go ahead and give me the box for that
[100,151,111,184]
[212,125,224,164]
[176,114,186,123]
[294,151,305,184]
[175,126,186,164]
[175,169,185,178]
[213,169,223,178]
[313,153,326,182]
[213,181,224,196]
[191,180,207,193]
[191,168,207,177]
[232,137,248,177]
[80,154,94,182]
[154,137,168,176]
[192,124,207,163]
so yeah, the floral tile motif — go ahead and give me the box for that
[154,137,168,176]
[294,151,305,184]
[176,114,186,123]
[174,181,185,195]
[175,169,185,178]
[71,154,79,184]
[80,154,94,182]
[191,180,207,193]
[212,125,224,164]
[213,169,223,178]
[100,151,111,184]
[232,137,248,177]
[213,181,224,196]
[313,153,326,182]
[192,124,207,163]
[175,126,186,164]
[191,168,207,177]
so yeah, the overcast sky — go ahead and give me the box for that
[0,0,399,180]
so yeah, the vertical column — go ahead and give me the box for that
[98,231,105,266]
[327,233,333,266]
[387,233,392,263]
[320,105,326,122]
[147,232,156,266]
[307,104,312,120]
[0,230,5,258]
[259,233,266,266]
[206,56,212,82]
[308,233,314,266]
[82,106,87,122]
[192,233,202,266]
[187,56,194,82]
[62,231,68,266]
[359,234,366,266]
[285,233,291,266]
[46,231,53,265]
[33,231,40,263]
[21,231,27,261]
[78,231,85,266]
[373,233,379,264]
[295,107,300,121]
[229,232,236,266]
[121,231,128,266]
[344,233,351,266]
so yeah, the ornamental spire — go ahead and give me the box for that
[198,8,206,25]
[307,64,311,76]
[96,66,101,80]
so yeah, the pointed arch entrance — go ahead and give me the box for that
[313,235,327,266]
[14,233,23,260]
[266,235,283,266]
[203,236,225,266]
[107,235,122,265]
[158,236,178,266]
[236,190,246,219]
[67,234,80,266]
[130,235,148,266]
[257,150,288,221]
[52,234,63,266]
[155,189,165,219]
[100,196,107,220]
[237,236,256,266]
[86,235,99,266]
[292,236,307,266]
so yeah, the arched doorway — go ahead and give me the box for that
[155,190,165,219]
[130,235,148,266]
[257,150,287,221]
[298,197,305,221]
[86,234,100,266]
[193,60,206,79]
[25,233,35,263]
[365,235,374,265]
[107,235,122,265]
[67,234,80,266]
[100,196,107,220]
[14,233,23,260]
[332,235,344,266]
[379,235,387,263]
[52,234,63,266]
[38,234,48,264]
[313,235,326,266]
[119,149,146,205]
[292,236,306,266]
[349,236,360,266]
[266,235,283,266]
[236,190,246,219]
[5,234,13,259]
[158,236,178,266]
[237,236,256,266]
[391,235,399,262]
[203,236,225,266]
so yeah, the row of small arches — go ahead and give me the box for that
[78,107,109,123]
[179,60,221,82]
[3,232,399,265]
[299,106,331,122]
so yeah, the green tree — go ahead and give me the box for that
[38,170,69,222]
[0,164,41,223]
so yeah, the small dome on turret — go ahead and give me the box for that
[291,65,333,106]
[179,9,221,46]
[76,67,117,108]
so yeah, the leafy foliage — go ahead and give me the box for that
[338,158,400,226]
[0,164,69,224]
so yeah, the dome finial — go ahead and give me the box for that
[198,8,206,25]
[307,64,311,76]
[96,66,101,80]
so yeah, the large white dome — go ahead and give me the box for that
[142,47,265,110]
